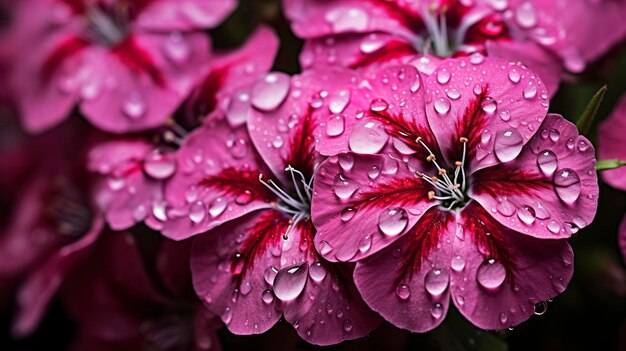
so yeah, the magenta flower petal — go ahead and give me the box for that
[312,151,437,262]
[472,114,598,239]
[191,210,380,345]
[598,94,626,191]
[452,202,573,330]
[354,208,456,332]
[155,119,273,240]
[134,0,238,31]
[620,216,626,265]
[424,55,549,172]
[13,216,104,337]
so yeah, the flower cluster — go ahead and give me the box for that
[2,0,625,349]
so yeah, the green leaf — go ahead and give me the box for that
[576,85,607,135]
[596,159,626,171]
[432,307,508,351]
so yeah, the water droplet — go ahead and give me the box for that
[343,319,353,332]
[566,138,575,150]
[533,301,547,315]
[358,235,372,253]
[377,208,408,236]
[360,34,386,53]
[470,53,485,64]
[515,2,538,28]
[264,266,279,285]
[473,84,483,95]
[262,290,274,304]
[496,197,516,216]
[508,70,521,83]
[338,153,355,170]
[272,136,284,148]
[537,150,558,175]
[329,89,351,113]
[577,139,590,152]
[424,268,449,296]
[446,88,461,100]
[547,220,561,234]
[143,151,176,179]
[368,165,381,179]
[189,201,206,223]
[553,168,581,204]
[250,73,290,111]
[325,7,369,32]
[318,240,333,255]
[494,129,524,162]
[369,98,389,112]
[333,174,360,199]
[396,284,411,300]
[481,97,497,114]
[434,97,451,114]
[523,85,538,99]
[122,92,147,119]
[476,259,506,289]
[208,198,227,217]
[437,69,451,84]
[498,110,511,121]
[108,177,126,191]
[500,312,508,324]
[273,264,309,301]
[549,128,560,142]
[431,303,443,319]
[163,32,191,63]
[517,205,536,225]
[235,190,253,205]
[349,120,388,154]
[326,114,345,136]
[133,205,147,221]
[221,307,232,324]
[451,255,465,271]
[309,262,327,282]
[240,281,252,295]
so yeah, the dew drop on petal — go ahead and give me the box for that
[470,53,485,64]
[553,168,581,204]
[369,98,389,112]
[434,97,451,115]
[476,259,506,289]
[498,110,511,121]
[325,7,369,32]
[343,319,353,332]
[208,198,227,217]
[189,201,206,223]
[451,255,465,271]
[396,284,411,300]
[446,88,461,100]
[123,92,147,119]
[549,128,560,141]
[515,2,537,28]
[349,120,388,154]
[221,307,232,324]
[264,266,279,285]
[326,114,345,137]
[358,235,372,253]
[273,264,309,301]
[537,150,558,175]
[338,153,355,170]
[508,69,521,83]
[368,165,381,179]
[333,174,360,199]
[481,97,497,114]
[496,197,516,217]
[547,220,561,234]
[262,290,274,304]
[533,301,548,315]
[329,89,351,113]
[250,73,290,111]
[318,240,333,255]
[437,69,451,84]
[377,208,408,236]
[424,268,449,296]
[143,152,177,179]
[517,205,536,225]
[523,85,538,99]
[163,32,191,63]
[431,303,443,319]
[494,129,524,162]
[235,190,253,205]
[309,262,327,282]
[341,207,357,221]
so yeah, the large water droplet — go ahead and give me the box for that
[508,69,521,83]
[338,153,355,170]
[437,69,451,84]
[517,205,536,225]
[358,235,372,253]
[326,114,345,137]
[349,120,388,154]
[500,312,508,324]
[446,88,461,100]
[333,174,359,199]
[476,259,506,289]
[547,220,561,234]
[424,268,449,296]
[309,262,327,282]
[553,168,581,204]
[143,151,177,179]
[163,32,191,63]
[122,92,147,119]
[360,34,386,53]
[329,89,351,113]
[537,150,558,175]
[481,97,497,114]
[250,73,290,111]
[369,98,389,112]
[496,197,516,217]
[451,255,465,271]
[208,198,227,217]
[273,264,309,301]
[318,240,333,255]
[262,290,274,304]
[396,284,411,300]
[431,303,443,319]
[533,301,547,315]
[377,208,408,236]
[189,201,206,223]
[325,7,369,32]
[523,84,538,99]
[494,129,524,162]
[434,97,451,115]
[515,2,538,28]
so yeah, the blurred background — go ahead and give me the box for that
[0,0,625,350]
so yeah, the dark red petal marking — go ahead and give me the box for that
[351,176,431,210]
[448,88,489,161]
[187,65,233,118]
[348,39,417,69]
[199,167,275,202]
[464,14,512,45]
[296,219,317,261]
[397,208,454,282]
[367,0,423,33]
[41,36,90,83]
[112,37,165,87]
[471,165,551,198]
[121,0,158,19]
[460,201,515,282]
[58,0,85,14]
[230,210,288,279]
[283,106,317,178]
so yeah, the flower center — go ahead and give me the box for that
[259,166,314,240]
[414,136,469,210]
[84,2,129,46]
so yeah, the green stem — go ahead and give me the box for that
[576,85,607,135]
[596,159,626,171]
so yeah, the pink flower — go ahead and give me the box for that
[310,56,599,331]
[284,0,626,94]
[184,70,381,345]
[61,232,222,351]
[8,0,235,133]
[87,27,279,231]
[598,94,626,263]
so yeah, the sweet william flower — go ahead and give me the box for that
[310,56,599,331]
[186,70,381,345]
[8,0,235,133]
[284,0,626,95]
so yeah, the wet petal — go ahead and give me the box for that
[472,114,598,239]
[134,0,237,31]
[598,94,626,191]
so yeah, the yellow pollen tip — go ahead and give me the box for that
[438,169,447,175]
[428,191,436,199]
[455,161,463,167]
[431,176,439,182]
[452,184,461,189]
[460,137,469,143]
[427,154,436,161]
